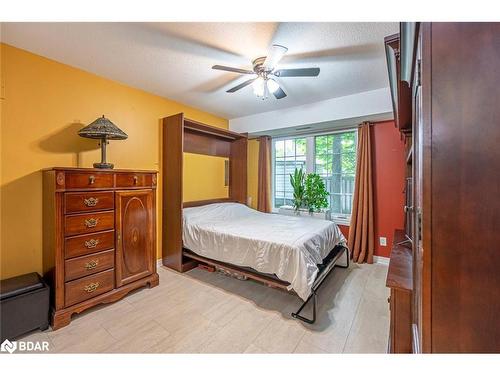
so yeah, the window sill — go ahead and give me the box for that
[331,217,351,226]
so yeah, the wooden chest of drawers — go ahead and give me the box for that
[43,167,159,330]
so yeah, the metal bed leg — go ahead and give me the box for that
[291,291,317,324]
[291,246,350,324]
[336,247,350,269]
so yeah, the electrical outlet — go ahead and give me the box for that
[379,237,387,246]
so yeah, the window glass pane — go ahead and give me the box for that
[315,136,328,155]
[342,152,356,174]
[331,173,341,194]
[332,134,342,154]
[274,198,284,207]
[284,161,297,175]
[313,131,357,216]
[331,154,342,174]
[285,139,295,157]
[275,140,284,158]
[295,138,306,156]
[341,132,356,153]
[275,157,284,175]
[273,137,307,208]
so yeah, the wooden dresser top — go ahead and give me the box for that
[386,229,413,291]
[44,167,158,173]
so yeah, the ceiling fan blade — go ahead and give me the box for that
[273,86,287,100]
[212,65,254,75]
[263,44,288,70]
[274,68,320,77]
[226,78,257,93]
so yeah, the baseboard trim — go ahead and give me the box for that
[373,255,390,265]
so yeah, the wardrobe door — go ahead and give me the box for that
[115,190,154,287]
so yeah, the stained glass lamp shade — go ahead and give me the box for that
[78,115,128,169]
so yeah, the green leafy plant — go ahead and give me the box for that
[289,169,329,213]
[289,168,305,211]
[304,173,329,212]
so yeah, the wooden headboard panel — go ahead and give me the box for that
[183,198,237,208]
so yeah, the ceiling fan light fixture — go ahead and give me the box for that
[213,43,318,100]
[267,79,280,94]
[252,76,265,97]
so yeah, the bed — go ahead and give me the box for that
[183,202,349,316]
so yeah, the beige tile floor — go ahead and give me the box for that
[18,261,390,353]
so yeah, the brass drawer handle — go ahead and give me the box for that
[89,175,95,185]
[83,282,100,293]
[84,197,99,207]
[85,259,99,270]
[84,218,99,228]
[84,238,99,249]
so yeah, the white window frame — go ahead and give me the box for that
[271,135,308,213]
[271,128,357,226]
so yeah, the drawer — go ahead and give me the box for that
[65,269,114,307]
[65,211,114,236]
[65,230,115,259]
[65,191,114,213]
[115,173,152,188]
[65,172,114,189]
[64,249,115,282]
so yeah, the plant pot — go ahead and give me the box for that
[278,205,331,221]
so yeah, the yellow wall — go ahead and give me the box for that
[183,153,228,202]
[247,139,259,209]
[0,43,228,279]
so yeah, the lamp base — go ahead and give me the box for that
[93,162,114,169]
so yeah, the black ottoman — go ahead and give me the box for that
[0,272,50,340]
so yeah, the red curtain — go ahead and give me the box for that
[348,123,375,264]
[257,136,272,213]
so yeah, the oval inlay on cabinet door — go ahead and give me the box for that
[115,190,154,287]
[122,197,147,275]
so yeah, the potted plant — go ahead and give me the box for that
[282,169,331,220]
[304,173,329,213]
[289,168,305,211]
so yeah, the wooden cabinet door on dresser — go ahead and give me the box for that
[115,190,154,287]
[43,168,159,330]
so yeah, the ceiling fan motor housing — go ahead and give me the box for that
[252,57,269,74]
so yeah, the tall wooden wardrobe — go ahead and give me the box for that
[385,22,500,353]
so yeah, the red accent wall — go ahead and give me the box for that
[372,121,406,257]
[338,225,349,239]
[338,121,406,258]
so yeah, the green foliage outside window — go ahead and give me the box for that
[314,132,357,215]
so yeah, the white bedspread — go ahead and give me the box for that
[182,203,346,300]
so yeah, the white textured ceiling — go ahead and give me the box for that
[1,22,398,119]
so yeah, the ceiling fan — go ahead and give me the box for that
[212,45,320,100]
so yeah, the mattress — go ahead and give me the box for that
[182,203,346,300]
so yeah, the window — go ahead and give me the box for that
[273,138,307,208]
[272,130,357,224]
[314,132,356,220]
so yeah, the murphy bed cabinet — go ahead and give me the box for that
[385,23,500,353]
[43,167,159,329]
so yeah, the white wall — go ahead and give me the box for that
[229,87,393,134]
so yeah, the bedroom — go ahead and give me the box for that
[1,0,499,371]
